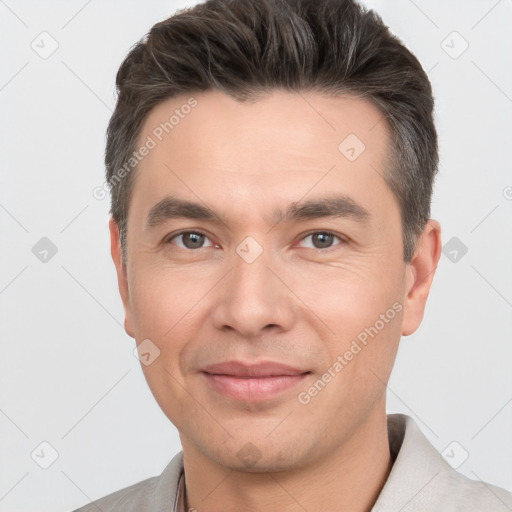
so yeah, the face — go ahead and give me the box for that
[110,90,439,472]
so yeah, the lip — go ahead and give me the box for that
[202,360,308,377]
[200,360,310,402]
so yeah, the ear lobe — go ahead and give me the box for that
[109,217,135,338]
[401,220,442,336]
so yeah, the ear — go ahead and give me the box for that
[109,217,135,338]
[401,219,442,336]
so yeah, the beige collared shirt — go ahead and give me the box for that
[174,472,186,512]
[73,414,512,512]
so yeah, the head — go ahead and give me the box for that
[108,0,441,472]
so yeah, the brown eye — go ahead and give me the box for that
[312,232,335,249]
[168,231,214,250]
[298,231,344,251]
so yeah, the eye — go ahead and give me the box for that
[166,231,215,250]
[297,231,346,251]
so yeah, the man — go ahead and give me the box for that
[74,0,512,510]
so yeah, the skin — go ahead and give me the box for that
[109,90,442,512]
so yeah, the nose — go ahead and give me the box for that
[210,243,296,338]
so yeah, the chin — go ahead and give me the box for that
[200,432,312,473]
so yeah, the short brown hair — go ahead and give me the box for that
[105,0,438,262]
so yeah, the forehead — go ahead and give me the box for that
[130,89,394,226]
[140,89,389,160]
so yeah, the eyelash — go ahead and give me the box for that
[165,230,347,252]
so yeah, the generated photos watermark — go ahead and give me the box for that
[92,97,198,200]
[298,301,403,405]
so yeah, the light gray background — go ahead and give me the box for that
[1,1,511,511]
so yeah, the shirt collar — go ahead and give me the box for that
[174,470,186,512]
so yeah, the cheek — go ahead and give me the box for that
[291,259,405,333]
[291,262,404,399]
[129,266,203,427]
[296,299,403,433]
[128,264,207,339]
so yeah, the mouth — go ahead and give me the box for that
[200,361,311,402]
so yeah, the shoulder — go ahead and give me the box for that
[71,476,159,512]
[439,465,512,510]
[70,451,184,512]
[373,414,512,511]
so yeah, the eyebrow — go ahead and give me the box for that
[145,194,370,229]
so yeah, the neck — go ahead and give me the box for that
[180,408,392,512]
